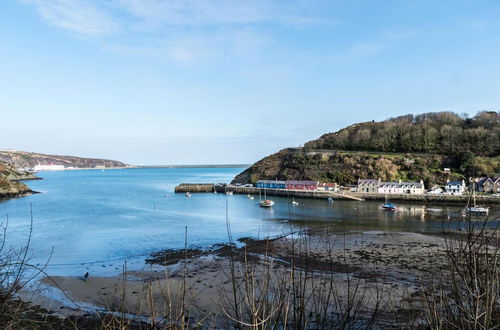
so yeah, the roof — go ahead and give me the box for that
[379,182,423,189]
[447,181,464,185]
[358,179,379,185]
[256,180,286,184]
[318,182,337,187]
[286,180,318,185]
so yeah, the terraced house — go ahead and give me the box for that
[477,177,500,193]
[357,179,380,193]
[378,180,425,194]
[357,179,425,194]
[255,180,286,189]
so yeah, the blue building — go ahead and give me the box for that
[255,180,286,189]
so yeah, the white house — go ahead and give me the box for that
[378,180,425,195]
[33,163,65,172]
[445,180,466,195]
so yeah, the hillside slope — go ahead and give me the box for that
[0,161,34,199]
[232,111,499,187]
[0,150,128,169]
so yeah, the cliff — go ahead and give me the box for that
[0,161,34,199]
[0,150,128,169]
[232,111,500,187]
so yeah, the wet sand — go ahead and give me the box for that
[23,230,450,323]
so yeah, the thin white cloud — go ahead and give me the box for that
[21,0,118,36]
[20,0,330,64]
[117,0,327,26]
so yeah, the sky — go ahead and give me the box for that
[1,0,499,165]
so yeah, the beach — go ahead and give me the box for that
[24,229,452,326]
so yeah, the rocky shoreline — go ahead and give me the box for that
[0,180,36,200]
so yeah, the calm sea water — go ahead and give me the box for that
[0,168,482,277]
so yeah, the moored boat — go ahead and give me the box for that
[185,192,191,197]
[466,206,489,215]
[259,200,275,207]
[382,202,396,211]
[466,184,489,215]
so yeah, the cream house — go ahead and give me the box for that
[357,179,380,193]
[378,180,425,194]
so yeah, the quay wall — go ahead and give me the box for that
[175,183,500,205]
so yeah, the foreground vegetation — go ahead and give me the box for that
[1,207,498,329]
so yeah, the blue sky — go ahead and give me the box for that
[1,0,499,165]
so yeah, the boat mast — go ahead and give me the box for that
[473,180,476,207]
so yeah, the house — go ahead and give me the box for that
[494,179,500,193]
[33,163,65,171]
[341,185,358,192]
[478,177,500,193]
[285,180,318,190]
[378,180,425,195]
[255,180,286,189]
[317,182,338,192]
[445,180,466,195]
[357,179,380,193]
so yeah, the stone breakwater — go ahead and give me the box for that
[175,183,500,205]
[174,183,216,193]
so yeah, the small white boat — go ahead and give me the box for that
[259,200,275,207]
[247,194,254,200]
[467,206,489,215]
[292,201,299,206]
[328,197,334,203]
[466,183,489,215]
[185,192,191,197]
[226,191,233,195]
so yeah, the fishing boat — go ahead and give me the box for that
[185,192,191,197]
[466,183,489,215]
[259,200,275,207]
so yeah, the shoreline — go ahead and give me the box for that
[22,229,450,325]
[175,183,500,205]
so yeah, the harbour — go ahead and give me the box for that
[175,183,500,205]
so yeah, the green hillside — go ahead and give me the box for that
[232,111,499,187]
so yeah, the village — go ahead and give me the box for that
[250,176,500,196]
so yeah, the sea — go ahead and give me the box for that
[0,167,489,277]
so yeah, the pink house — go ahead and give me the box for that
[286,180,318,190]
